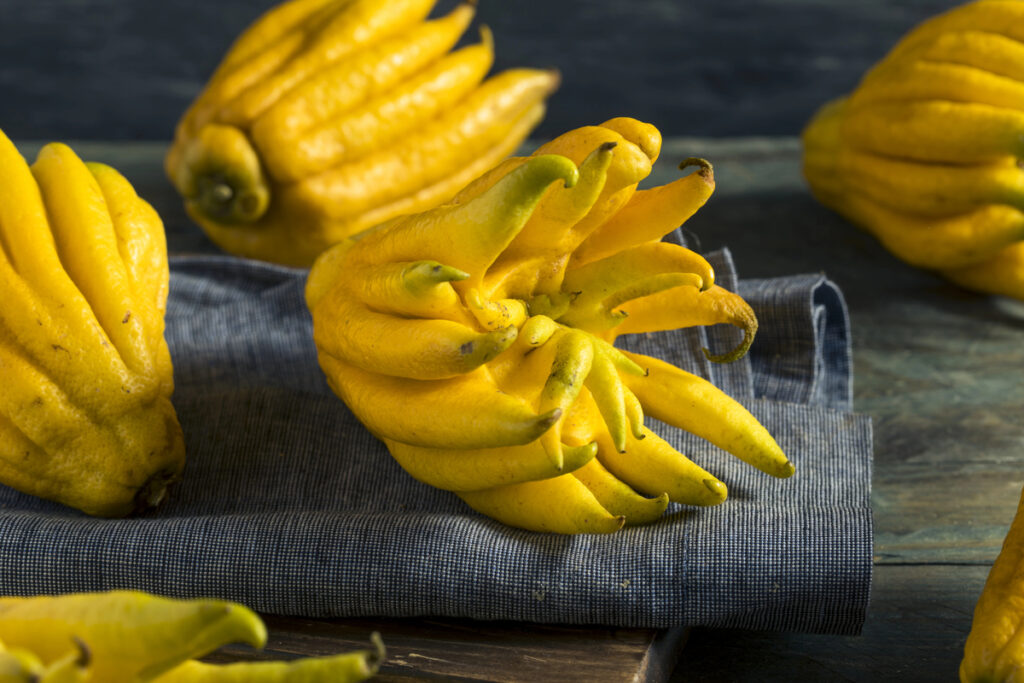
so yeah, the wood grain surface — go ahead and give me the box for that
[14,137,1013,681]
[0,0,963,140]
[206,617,688,682]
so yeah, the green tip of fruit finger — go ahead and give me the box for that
[522,154,580,191]
[71,636,91,668]
[701,319,756,364]
[133,467,180,513]
[137,602,268,680]
[612,427,628,454]
[406,260,469,287]
[563,441,599,473]
[519,314,560,347]
[535,408,563,431]
[368,631,386,669]
[178,123,271,225]
[468,325,519,365]
[775,460,796,478]
[541,430,565,470]
[527,292,573,319]
[207,605,268,650]
[703,478,728,503]
[605,346,646,377]
[678,157,714,182]
[37,639,90,682]
[620,492,671,527]
[194,176,269,224]
[478,24,493,50]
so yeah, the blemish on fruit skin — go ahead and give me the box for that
[122,311,131,323]
[460,341,474,355]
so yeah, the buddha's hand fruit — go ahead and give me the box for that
[165,0,558,267]
[961,482,1024,682]
[307,118,793,535]
[151,632,384,682]
[0,591,265,682]
[801,0,1024,299]
[0,129,184,517]
[0,591,384,682]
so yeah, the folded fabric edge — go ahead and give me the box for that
[740,273,854,412]
[0,398,874,634]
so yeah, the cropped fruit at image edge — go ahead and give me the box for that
[801,1,1024,680]
[0,591,384,681]
[0,134,185,518]
[803,0,1024,299]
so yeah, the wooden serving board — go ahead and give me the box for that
[208,617,688,682]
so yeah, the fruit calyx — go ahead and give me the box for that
[174,123,271,224]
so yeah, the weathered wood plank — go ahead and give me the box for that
[197,565,990,682]
[873,464,1016,565]
[0,0,962,140]
[673,564,985,682]
[206,616,688,683]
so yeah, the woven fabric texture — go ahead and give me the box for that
[0,250,872,633]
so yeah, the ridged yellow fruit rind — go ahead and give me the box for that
[0,130,184,517]
[308,119,793,534]
[0,590,385,683]
[801,0,1024,298]
[0,591,266,682]
[961,481,1024,682]
[166,0,558,267]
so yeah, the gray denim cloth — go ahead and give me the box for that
[0,249,872,634]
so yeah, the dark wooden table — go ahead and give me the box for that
[20,137,1014,682]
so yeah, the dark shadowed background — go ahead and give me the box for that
[0,0,961,141]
